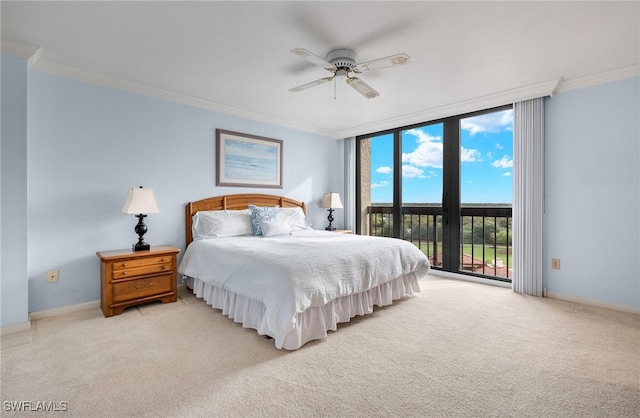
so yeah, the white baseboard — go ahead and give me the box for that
[24,284,189,323]
[4,285,189,335]
[0,320,31,336]
[546,291,640,315]
[28,284,189,321]
[427,271,639,314]
[29,300,100,320]
[2,300,99,337]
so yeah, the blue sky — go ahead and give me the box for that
[370,109,514,204]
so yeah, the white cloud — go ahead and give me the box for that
[402,165,424,178]
[376,166,392,174]
[461,109,513,135]
[402,128,443,168]
[461,147,482,162]
[503,172,512,177]
[371,180,390,189]
[492,155,513,169]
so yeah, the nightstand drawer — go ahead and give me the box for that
[112,274,173,302]
[111,255,173,271]
[111,260,173,280]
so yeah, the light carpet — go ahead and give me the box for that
[1,275,638,417]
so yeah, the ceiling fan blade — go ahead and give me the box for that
[289,76,334,93]
[346,77,379,99]
[290,48,335,71]
[354,53,411,73]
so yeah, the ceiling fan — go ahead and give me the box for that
[289,48,411,99]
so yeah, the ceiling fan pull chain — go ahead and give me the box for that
[334,77,337,100]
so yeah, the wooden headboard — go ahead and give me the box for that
[185,193,307,245]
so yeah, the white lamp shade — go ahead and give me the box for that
[320,192,343,209]
[122,187,160,214]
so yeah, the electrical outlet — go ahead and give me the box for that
[551,259,561,270]
[46,270,59,283]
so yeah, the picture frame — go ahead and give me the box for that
[216,129,283,188]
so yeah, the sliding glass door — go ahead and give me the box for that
[357,105,513,281]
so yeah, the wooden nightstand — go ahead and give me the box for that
[332,229,352,234]
[96,245,180,317]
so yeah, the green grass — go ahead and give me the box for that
[412,241,513,268]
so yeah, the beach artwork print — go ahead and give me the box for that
[216,130,283,188]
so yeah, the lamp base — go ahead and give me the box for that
[132,214,150,251]
[132,243,150,252]
[325,208,335,231]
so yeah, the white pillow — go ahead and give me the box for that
[278,206,312,230]
[260,220,292,238]
[192,210,252,240]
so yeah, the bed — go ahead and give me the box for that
[178,193,430,349]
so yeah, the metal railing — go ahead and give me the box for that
[367,205,512,281]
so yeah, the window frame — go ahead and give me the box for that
[356,104,513,281]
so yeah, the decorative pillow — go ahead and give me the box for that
[278,206,312,230]
[248,204,279,236]
[192,210,252,240]
[260,220,292,238]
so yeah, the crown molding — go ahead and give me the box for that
[0,39,39,60]
[29,58,336,138]
[20,50,639,140]
[555,64,639,93]
[335,65,640,139]
[333,78,562,139]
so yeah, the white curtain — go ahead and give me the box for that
[343,137,356,231]
[512,98,544,296]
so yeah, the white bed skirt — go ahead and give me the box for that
[183,273,421,350]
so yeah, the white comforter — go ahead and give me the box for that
[178,230,430,337]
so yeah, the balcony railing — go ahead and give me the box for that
[367,205,513,281]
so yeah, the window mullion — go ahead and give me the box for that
[393,130,402,238]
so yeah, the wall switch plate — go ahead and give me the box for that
[551,259,561,270]
[46,270,59,283]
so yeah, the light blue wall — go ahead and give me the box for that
[544,77,639,309]
[1,58,343,322]
[2,53,638,326]
[1,54,30,327]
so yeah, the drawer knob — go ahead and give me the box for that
[121,263,126,267]
[135,285,139,289]
[160,258,165,262]
[160,266,166,270]
[149,283,153,286]
[121,272,127,276]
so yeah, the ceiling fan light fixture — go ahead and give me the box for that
[289,47,409,99]
[326,49,358,69]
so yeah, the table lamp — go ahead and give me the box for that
[122,186,159,251]
[320,192,343,231]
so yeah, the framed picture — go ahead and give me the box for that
[216,129,283,188]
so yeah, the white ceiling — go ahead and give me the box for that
[2,1,639,139]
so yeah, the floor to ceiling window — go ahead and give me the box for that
[357,105,513,281]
